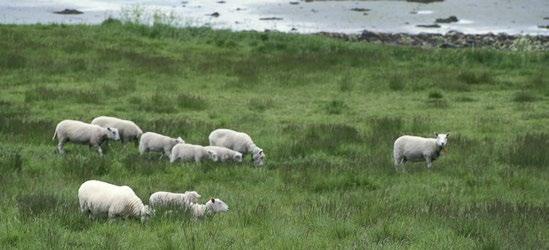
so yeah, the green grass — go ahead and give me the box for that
[0,21,548,249]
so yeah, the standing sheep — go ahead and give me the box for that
[91,116,143,144]
[139,132,184,159]
[149,191,201,209]
[204,146,243,163]
[52,120,120,156]
[169,143,218,163]
[393,133,449,170]
[189,198,229,218]
[78,180,154,222]
[208,128,265,166]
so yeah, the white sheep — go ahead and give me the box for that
[393,133,449,170]
[52,120,120,156]
[139,132,184,159]
[78,180,154,222]
[204,146,243,163]
[91,116,143,144]
[189,198,229,218]
[208,128,265,166]
[169,143,218,163]
[149,191,201,209]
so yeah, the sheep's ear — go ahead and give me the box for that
[446,133,450,137]
[210,198,215,203]
[434,132,438,137]
[107,127,112,131]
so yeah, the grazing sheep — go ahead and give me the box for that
[52,120,120,156]
[190,198,229,218]
[169,143,218,163]
[204,146,243,163]
[149,191,201,209]
[139,132,184,159]
[208,128,265,166]
[91,116,143,144]
[393,133,449,170]
[78,180,154,222]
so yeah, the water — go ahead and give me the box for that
[0,0,547,35]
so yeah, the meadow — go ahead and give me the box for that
[0,20,548,249]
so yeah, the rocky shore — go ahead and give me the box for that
[318,30,549,50]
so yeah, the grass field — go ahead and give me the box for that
[0,20,548,249]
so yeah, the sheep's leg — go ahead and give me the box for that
[425,156,432,169]
[96,146,104,156]
[57,140,66,155]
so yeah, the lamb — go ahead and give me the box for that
[78,180,154,222]
[91,116,143,144]
[189,198,229,218]
[139,132,184,159]
[204,146,243,163]
[52,120,120,156]
[393,133,449,170]
[208,128,265,166]
[149,191,201,209]
[169,143,218,163]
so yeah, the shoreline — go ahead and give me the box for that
[318,30,549,50]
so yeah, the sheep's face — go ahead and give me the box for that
[233,152,243,162]
[435,133,449,147]
[175,137,185,144]
[106,127,120,140]
[207,198,229,213]
[184,191,201,204]
[141,205,154,222]
[252,148,265,166]
[207,150,218,162]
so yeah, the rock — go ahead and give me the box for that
[259,17,283,21]
[350,8,370,12]
[209,12,220,17]
[417,24,441,28]
[53,9,83,15]
[435,16,458,23]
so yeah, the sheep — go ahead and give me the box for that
[169,143,218,163]
[91,116,143,144]
[78,180,154,222]
[393,133,449,170]
[149,191,201,209]
[139,132,184,159]
[208,128,265,166]
[189,198,229,218]
[204,146,243,163]
[52,120,120,156]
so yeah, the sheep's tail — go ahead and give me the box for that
[52,129,57,141]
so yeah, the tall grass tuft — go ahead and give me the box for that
[286,124,362,157]
[0,149,23,173]
[17,193,60,217]
[61,155,111,180]
[325,99,348,114]
[177,93,207,110]
[458,70,495,85]
[248,97,274,112]
[512,91,537,103]
[506,133,549,168]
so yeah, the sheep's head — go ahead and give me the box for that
[207,150,218,162]
[435,133,449,147]
[206,198,229,213]
[175,137,185,144]
[106,127,120,141]
[252,148,265,166]
[140,205,154,223]
[183,191,201,204]
[233,152,243,162]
